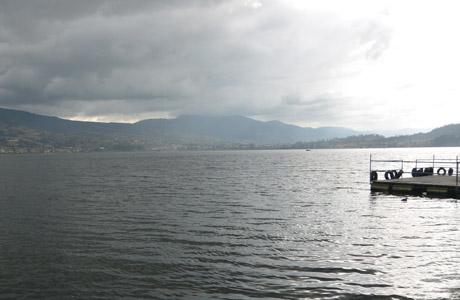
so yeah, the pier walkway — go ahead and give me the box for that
[369,156,460,198]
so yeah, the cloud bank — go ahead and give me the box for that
[3,0,449,129]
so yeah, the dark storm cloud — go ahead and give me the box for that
[0,0,391,123]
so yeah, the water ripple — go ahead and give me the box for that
[1,149,460,299]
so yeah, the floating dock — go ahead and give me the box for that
[370,156,460,198]
[371,176,460,197]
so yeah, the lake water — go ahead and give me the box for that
[1,148,459,299]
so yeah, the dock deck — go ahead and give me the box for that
[369,155,460,198]
[371,175,460,198]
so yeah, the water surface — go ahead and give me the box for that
[1,148,459,299]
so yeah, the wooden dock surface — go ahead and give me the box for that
[371,175,460,198]
[376,175,458,186]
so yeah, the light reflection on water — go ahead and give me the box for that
[0,148,459,299]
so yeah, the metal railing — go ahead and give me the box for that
[369,155,459,188]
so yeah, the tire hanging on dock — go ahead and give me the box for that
[384,170,395,180]
[448,168,454,176]
[437,167,446,176]
[370,171,378,181]
[424,167,434,176]
[412,168,422,177]
[395,169,403,179]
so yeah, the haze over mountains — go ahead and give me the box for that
[1,107,460,153]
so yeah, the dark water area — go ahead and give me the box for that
[1,148,459,299]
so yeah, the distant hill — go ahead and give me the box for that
[294,124,460,149]
[0,107,130,136]
[6,106,460,152]
[134,115,359,144]
[0,107,359,152]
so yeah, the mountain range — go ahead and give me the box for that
[2,107,460,152]
[293,124,460,149]
[0,107,358,152]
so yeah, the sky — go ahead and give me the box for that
[0,0,459,131]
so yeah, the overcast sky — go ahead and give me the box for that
[0,0,459,130]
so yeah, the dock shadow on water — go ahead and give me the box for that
[1,148,459,299]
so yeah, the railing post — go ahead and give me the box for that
[433,155,435,169]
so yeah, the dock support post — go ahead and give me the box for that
[457,156,459,188]
[433,155,435,169]
[369,154,372,183]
